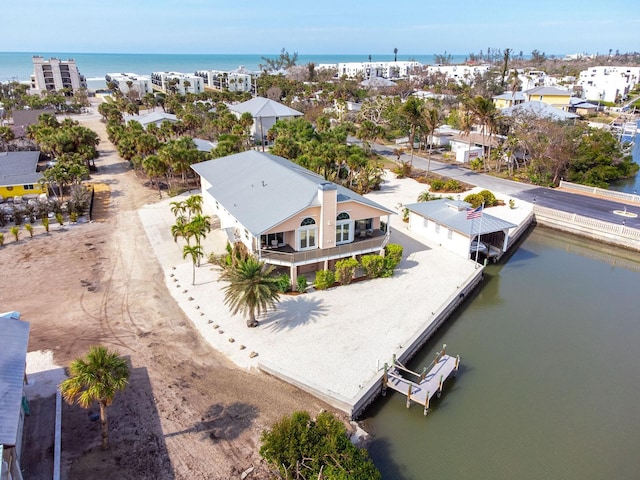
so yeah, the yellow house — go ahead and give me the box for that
[523,86,572,110]
[0,151,46,199]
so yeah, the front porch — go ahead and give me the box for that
[258,230,389,267]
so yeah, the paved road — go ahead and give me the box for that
[361,139,640,229]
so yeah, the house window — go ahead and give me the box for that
[336,212,352,245]
[298,217,317,250]
[435,223,440,234]
[260,232,284,248]
[23,185,35,190]
[423,217,429,228]
[447,228,453,239]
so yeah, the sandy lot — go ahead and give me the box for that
[1,103,333,480]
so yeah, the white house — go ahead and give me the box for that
[124,111,178,129]
[405,199,516,261]
[577,65,640,103]
[0,312,30,480]
[227,96,303,143]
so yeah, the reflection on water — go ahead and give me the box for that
[367,227,640,480]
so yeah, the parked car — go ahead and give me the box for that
[470,240,488,255]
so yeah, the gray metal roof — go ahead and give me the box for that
[524,86,572,96]
[124,111,178,126]
[493,91,526,101]
[0,317,30,446]
[227,97,302,118]
[501,101,579,121]
[191,151,394,235]
[0,151,43,187]
[405,199,517,236]
[192,138,217,152]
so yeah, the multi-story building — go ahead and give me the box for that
[337,61,422,79]
[194,67,255,93]
[423,64,491,85]
[30,56,87,94]
[105,72,153,98]
[577,66,640,103]
[150,72,205,95]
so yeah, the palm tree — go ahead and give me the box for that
[171,218,192,244]
[220,257,280,327]
[400,96,424,167]
[468,96,498,171]
[187,214,211,266]
[59,346,130,450]
[184,195,203,221]
[422,107,440,174]
[183,244,204,285]
[394,47,398,62]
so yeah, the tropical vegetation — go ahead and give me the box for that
[259,410,381,480]
[59,346,130,450]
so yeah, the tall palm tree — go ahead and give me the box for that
[184,195,203,221]
[183,244,204,285]
[59,346,130,450]
[422,107,440,173]
[220,257,280,327]
[187,214,211,266]
[468,96,498,171]
[400,96,424,167]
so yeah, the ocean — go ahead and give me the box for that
[0,51,469,90]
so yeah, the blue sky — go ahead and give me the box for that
[4,0,640,55]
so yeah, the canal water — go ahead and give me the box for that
[366,227,640,479]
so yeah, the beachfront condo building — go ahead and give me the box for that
[150,72,205,95]
[30,56,87,95]
[105,73,153,98]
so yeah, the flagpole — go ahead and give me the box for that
[475,202,485,266]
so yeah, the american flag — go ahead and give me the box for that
[466,205,483,220]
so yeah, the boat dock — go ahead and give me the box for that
[382,345,460,415]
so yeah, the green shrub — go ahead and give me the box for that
[393,161,412,178]
[260,411,381,480]
[361,254,385,278]
[429,178,446,191]
[443,179,462,192]
[70,211,78,223]
[296,275,308,293]
[10,226,19,241]
[314,269,335,290]
[275,274,291,293]
[463,193,484,208]
[384,244,403,267]
[25,223,34,237]
[335,257,359,285]
[470,157,484,171]
[55,213,64,226]
[42,216,50,233]
[0,233,4,246]
[478,189,496,206]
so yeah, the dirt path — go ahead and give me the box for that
[3,102,335,479]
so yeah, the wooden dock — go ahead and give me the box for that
[382,345,459,415]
